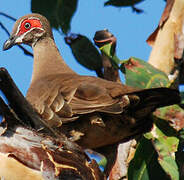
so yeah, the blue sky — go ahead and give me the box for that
[0,0,165,95]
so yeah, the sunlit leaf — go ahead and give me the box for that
[94,29,120,69]
[99,43,120,69]
[98,157,107,171]
[154,105,184,131]
[149,119,179,180]
[120,57,170,88]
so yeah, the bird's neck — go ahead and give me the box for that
[31,37,75,83]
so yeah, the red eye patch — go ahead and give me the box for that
[17,19,42,36]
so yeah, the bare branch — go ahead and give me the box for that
[0,21,10,35]
[0,67,61,138]
[17,45,33,57]
[0,12,16,21]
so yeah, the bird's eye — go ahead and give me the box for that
[24,22,31,29]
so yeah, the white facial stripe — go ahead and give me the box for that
[15,27,44,43]
[28,17,40,20]
[14,35,24,44]
[15,17,42,36]
[15,18,25,35]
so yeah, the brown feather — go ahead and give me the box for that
[4,13,181,148]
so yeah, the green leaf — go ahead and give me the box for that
[65,34,103,77]
[176,138,184,179]
[99,43,121,69]
[104,0,144,7]
[128,137,169,180]
[154,139,179,180]
[155,105,182,120]
[98,157,107,169]
[120,57,170,89]
[144,119,179,180]
[104,0,145,13]
[154,104,184,131]
[151,120,179,180]
[31,0,78,34]
[180,92,184,104]
[131,119,179,180]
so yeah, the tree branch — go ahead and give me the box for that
[0,12,16,21]
[0,89,104,179]
[0,67,62,138]
[17,44,33,57]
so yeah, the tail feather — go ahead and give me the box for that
[128,87,180,118]
[131,87,180,108]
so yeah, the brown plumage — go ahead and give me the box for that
[3,13,180,149]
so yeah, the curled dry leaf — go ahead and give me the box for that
[146,0,175,46]
[147,0,184,75]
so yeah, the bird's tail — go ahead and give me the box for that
[128,87,180,119]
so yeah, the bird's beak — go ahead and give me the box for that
[3,35,18,51]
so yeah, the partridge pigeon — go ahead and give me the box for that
[3,13,180,149]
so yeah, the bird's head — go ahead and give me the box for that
[3,13,53,50]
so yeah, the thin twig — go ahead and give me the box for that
[0,12,16,21]
[17,45,33,57]
[0,21,33,57]
[0,21,10,35]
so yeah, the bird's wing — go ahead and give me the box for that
[26,74,134,125]
[68,81,130,114]
[26,73,181,127]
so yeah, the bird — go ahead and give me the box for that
[3,13,180,150]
